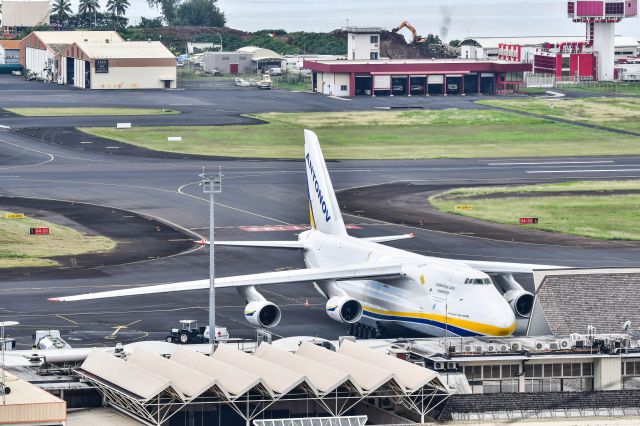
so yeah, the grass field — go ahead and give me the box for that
[559,81,640,95]
[478,97,640,132]
[6,107,180,117]
[429,180,640,241]
[80,109,640,160]
[0,210,116,268]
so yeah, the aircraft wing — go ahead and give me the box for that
[49,262,403,302]
[362,233,414,243]
[457,259,566,274]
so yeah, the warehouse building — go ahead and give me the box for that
[20,31,123,81]
[0,39,20,64]
[0,0,49,34]
[59,41,176,89]
[304,58,531,96]
[202,51,253,75]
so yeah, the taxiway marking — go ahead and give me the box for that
[489,160,614,166]
[55,314,79,325]
[527,169,640,174]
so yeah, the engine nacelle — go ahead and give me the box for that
[326,296,363,324]
[503,289,534,318]
[244,301,281,328]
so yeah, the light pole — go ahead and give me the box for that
[199,168,222,354]
[1,321,19,405]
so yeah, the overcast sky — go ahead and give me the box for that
[94,0,640,41]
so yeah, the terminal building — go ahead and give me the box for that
[304,27,531,97]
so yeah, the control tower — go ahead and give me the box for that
[568,0,638,80]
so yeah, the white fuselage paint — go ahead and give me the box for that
[299,230,516,337]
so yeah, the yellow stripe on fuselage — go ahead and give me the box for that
[363,305,516,336]
[309,202,316,229]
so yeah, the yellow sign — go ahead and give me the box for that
[455,205,473,211]
[5,213,25,219]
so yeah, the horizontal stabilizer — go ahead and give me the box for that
[214,240,305,249]
[50,262,403,302]
[458,259,565,274]
[363,233,414,244]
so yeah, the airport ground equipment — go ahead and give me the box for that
[165,320,207,344]
[33,330,72,350]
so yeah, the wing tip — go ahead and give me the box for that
[48,297,63,302]
[408,232,415,238]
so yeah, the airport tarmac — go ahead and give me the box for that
[1,78,639,347]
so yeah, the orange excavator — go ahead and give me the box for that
[391,20,427,44]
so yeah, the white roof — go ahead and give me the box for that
[337,339,442,391]
[77,341,448,405]
[463,35,639,49]
[212,344,307,395]
[237,46,283,61]
[74,41,175,59]
[296,341,395,392]
[255,342,358,394]
[128,349,224,399]
[170,346,271,398]
[33,31,122,44]
[80,349,178,401]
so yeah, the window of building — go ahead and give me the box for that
[222,56,230,61]
[370,35,379,44]
[239,56,247,60]
[605,2,624,14]
[340,85,347,91]
[568,1,575,14]
[370,52,379,60]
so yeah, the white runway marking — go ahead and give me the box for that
[0,138,55,169]
[489,160,614,166]
[527,169,640,174]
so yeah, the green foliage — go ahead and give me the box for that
[50,0,73,25]
[449,39,461,47]
[287,32,346,55]
[245,33,299,54]
[424,33,442,44]
[174,0,225,26]
[139,17,163,28]
[106,0,130,17]
[78,0,100,16]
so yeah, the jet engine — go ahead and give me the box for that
[325,296,363,324]
[244,301,282,328]
[492,274,534,317]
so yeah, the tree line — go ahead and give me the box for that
[48,0,225,29]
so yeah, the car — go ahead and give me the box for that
[410,84,424,92]
[234,77,250,87]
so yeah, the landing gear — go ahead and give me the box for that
[349,322,382,339]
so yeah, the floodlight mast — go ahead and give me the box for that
[199,168,222,354]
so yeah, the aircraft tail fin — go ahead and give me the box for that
[304,130,347,236]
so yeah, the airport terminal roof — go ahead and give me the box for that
[76,340,449,425]
[0,369,66,424]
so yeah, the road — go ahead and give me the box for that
[1,77,639,347]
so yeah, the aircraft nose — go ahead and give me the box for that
[492,302,517,335]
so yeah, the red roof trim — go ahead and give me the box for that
[304,60,531,74]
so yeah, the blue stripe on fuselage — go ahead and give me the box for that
[363,309,481,337]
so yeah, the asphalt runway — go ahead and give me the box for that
[1,78,639,348]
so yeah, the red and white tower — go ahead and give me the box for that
[568,0,638,80]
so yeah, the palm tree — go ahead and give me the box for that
[50,0,73,25]
[106,0,129,17]
[78,0,100,17]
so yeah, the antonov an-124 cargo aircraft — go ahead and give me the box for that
[51,130,562,337]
